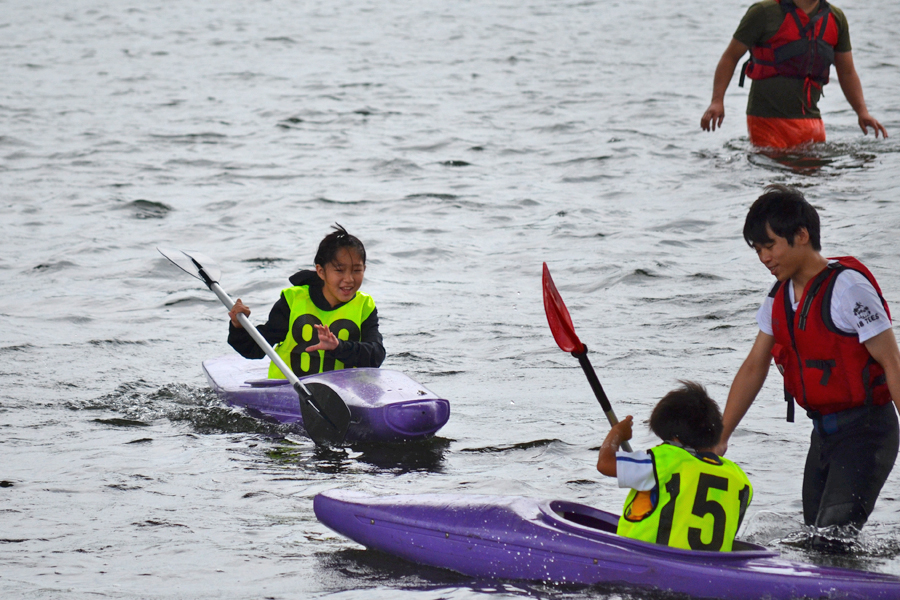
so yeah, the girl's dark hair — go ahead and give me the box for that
[314,223,366,267]
[649,381,723,449]
[743,184,821,251]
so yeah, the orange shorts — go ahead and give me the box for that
[747,116,826,149]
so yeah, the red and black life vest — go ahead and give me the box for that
[770,257,892,417]
[739,0,839,101]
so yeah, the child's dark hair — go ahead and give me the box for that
[743,184,821,251]
[649,381,723,450]
[314,223,366,267]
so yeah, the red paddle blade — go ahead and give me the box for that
[542,262,586,354]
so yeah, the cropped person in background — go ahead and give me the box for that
[700,0,887,148]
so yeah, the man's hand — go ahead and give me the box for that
[834,51,888,139]
[701,100,726,132]
[715,438,729,457]
[864,329,900,415]
[857,111,888,139]
[701,38,749,133]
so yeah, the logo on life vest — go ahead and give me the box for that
[853,302,880,327]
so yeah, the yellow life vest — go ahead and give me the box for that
[616,443,753,552]
[268,286,376,378]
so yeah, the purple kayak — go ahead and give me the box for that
[202,355,450,443]
[314,489,900,599]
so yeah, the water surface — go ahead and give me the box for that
[2,0,899,598]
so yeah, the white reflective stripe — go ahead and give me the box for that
[616,450,655,491]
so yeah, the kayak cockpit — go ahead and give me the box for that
[549,499,618,534]
[545,499,774,556]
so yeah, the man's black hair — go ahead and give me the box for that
[743,184,821,251]
[314,223,366,267]
[649,381,723,450]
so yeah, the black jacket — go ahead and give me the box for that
[227,270,385,368]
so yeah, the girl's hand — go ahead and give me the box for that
[228,299,251,328]
[305,324,339,352]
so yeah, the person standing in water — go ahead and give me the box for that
[227,224,385,378]
[700,0,887,148]
[718,185,900,534]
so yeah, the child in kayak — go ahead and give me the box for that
[226,224,385,378]
[597,381,753,552]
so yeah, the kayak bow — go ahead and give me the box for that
[203,355,450,443]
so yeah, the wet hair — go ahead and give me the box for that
[314,223,366,267]
[743,184,821,251]
[649,381,723,450]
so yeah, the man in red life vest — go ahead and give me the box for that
[718,185,900,534]
[700,0,887,148]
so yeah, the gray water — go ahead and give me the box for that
[2,0,900,598]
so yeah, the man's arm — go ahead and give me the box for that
[833,51,888,138]
[701,38,750,132]
[717,331,775,456]
[863,328,900,415]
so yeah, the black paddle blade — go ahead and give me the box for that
[157,247,221,284]
[299,382,352,447]
[159,245,353,447]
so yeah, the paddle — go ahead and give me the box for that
[157,247,351,446]
[542,262,632,452]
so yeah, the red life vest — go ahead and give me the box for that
[770,257,892,417]
[739,0,840,106]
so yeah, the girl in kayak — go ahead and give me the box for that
[597,381,753,552]
[226,224,385,378]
